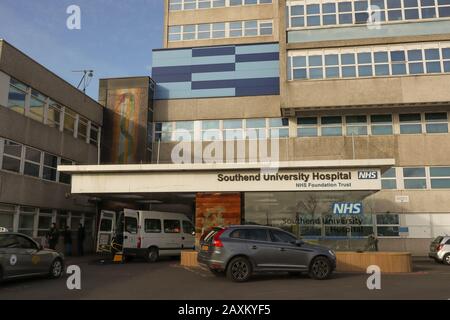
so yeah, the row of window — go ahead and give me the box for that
[0,138,73,185]
[155,118,290,142]
[168,20,273,41]
[382,167,450,190]
[296,112,448,137]
[286,0,450,29]
[0,203,93,238]
[153,112,448,142]
[122,218,194,235]
[169,0,272,11]
[288,42,450,80]
[7,78,100,146]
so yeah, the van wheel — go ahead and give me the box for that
[49,259,63,279]
[444,253,450,266]
[309,257,332,280]
[227,257,252,282]
[146,247,159,263]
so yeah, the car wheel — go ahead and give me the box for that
[309,256,332,280]
[227,257,252,282]
[145,247,159,263]
[209,269,225,277]
[444,253,450,266]
[49,259,63,279]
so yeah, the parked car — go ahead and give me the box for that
[97,209,196,262]
[198,225,336,282]
[0,231,64,283]
[429,236,450,265]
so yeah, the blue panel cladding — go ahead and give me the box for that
[152,42,280,100]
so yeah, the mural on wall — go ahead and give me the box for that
[196,193,242,239]
[108,88,145,164]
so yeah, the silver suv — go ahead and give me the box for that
[429,236,450,265]
[198,225,336,282]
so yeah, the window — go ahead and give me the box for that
[400,113,422,134]
[230,229,269,241]
[24,147,41,178]
[164,220,181,233]
[47,100,62,128]
[212,23,226,38]
[145,219,162,233]
[224,119,244,140]
[7,78,27,115]
[289,42,450,81]
[100,219,113,232]
[173,121,194,141]
[183,220,195,234]
[246,118,266,140]
[376,214,400,237]
[297,117,318,137]
[381,168,397,189]
[198,23,212,39]
[269,118,289,138]
[202,120,222,141]
[90,124,100,146]
[2,140,22,173]
[270,230,297,243]
[19,207,36,237]
[371,114,393,135]
[321,116,342,136]
[244,20,258,36]
[38,210,53,237]
[125,217,138,234]
[16,235,37,249]
[403,167,427,189]
[168,26,182,41]
[29,89,46,122]
[346,115,368,136]
[430,167,450,189]
[230,21,243,37]
[64,108,76,135]
[169,0,270,11]
[78,117,88,140]
[43,153,58,182]
[0,203,15,231]
[425,112,448,133]
[59,159,73,185]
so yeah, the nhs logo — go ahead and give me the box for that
[332,202,363,215]
[358,170,378,179]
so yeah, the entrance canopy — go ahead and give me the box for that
[59,159,394,194]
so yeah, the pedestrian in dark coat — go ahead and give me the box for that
[47,223,59,250]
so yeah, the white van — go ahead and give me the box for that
[97,209,195,262]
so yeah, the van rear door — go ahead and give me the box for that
[97,211,116,253]
[123,209,139,249]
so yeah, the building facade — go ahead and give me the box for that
[0,40,103,252]
[143,0,450,254]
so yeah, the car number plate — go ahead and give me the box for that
[201,245,209,251]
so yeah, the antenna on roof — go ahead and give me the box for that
[72,70,94,93]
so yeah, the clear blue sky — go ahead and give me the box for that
[0,0,164,99]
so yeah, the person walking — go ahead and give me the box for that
[63,225,72,256]
[47,223,59,250]
[77,223,86,256]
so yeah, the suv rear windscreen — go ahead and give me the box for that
[201,227,223,243]
[432,236,444,244]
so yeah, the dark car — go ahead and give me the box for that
[0,231,64,283]
[198,225,336,282]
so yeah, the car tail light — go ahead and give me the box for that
[437,244,444,252]
[212,228,226,248]
[137,237,142,249]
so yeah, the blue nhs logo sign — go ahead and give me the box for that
[332,203,363,215]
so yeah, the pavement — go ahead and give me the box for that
[0,255,450,300]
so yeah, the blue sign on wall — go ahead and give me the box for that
[152,42,280,100]
[332,202,363,215]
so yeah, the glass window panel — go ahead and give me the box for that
[400,124,422,134]
[431,179,450,188]
[377,214,400,225]
[342,66,356,77]
[308,55,322,66]
[404,9,419,19]
[25,147,41,163]
[355,12,369,23]
[291,5,304,15]
[392,64,407,75]
[307,16,321,26]
[358,52,372,64]
[409,62,424,74]
[2,156,21,173]
[269,118,289,127]
[306,4,320,14]
[326,67,340,78]
[309,68,323,79]
[293,69,307,79]
[442,48,450,59]
[403,167,426,177]
[371,114,392,123]
[438,6,450,17]
[325,54,339,65]
[322,3,336,13]
[372,125,393,135]
[358,65,373,77]
[444,61,450,72]
[4,141,22,157]
[425,48,440,60]
[408,49,423,61]
[293,56,307,67]
[322,116,342,124]
[422,7,437,18]
[347,126,368,135]
[339,13,353,23]
[375,64,390,75]
[426,62,441,73]
[341,53,355,65]
[404,179,427,189]
[7,86,26,114]
[323,15,337,25]
[426,123,448,133]
[382,179,397,189]
[298,127,318,137]
[202,120,220,130]
[377,226,399,237]
[346,115,367,124]
[246,118,266,128]
[430,167,450,177]
[223,119,243,129]
[24,162,40,177]
[400,113,421,122]
[374,52,388,62]
[338,2,352,12]
[291,17,305,27]
[387,10,402,20]
[322,127,342,136]
[270,128,289,138]
[297,117,318,125]
[44,153,58,168]
[382,168,396,178]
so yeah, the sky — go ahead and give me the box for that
[0,0,164,99]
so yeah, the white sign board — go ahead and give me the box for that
[72,168,382,193]
[395,195,410,203]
